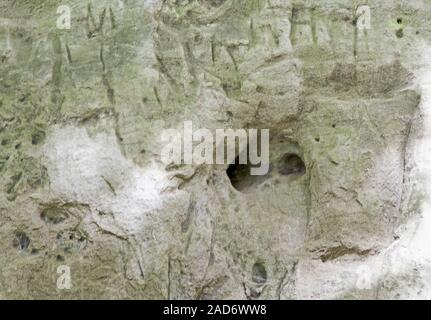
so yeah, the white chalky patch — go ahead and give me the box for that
[43,125,169,233]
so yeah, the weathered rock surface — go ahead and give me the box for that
[1,0,431,299]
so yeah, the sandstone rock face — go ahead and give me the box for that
[1,0,431,299]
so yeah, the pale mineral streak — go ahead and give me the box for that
[1,0,431,299]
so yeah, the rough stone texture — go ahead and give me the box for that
[1,0,431,299]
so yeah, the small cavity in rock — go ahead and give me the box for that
[277,153,306,176]
[252,262,267,284]
[13,231,30,250]
[227,160,269,192]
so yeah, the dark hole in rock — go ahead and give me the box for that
[252,262,267,284]
[278,153,306,176]
[41,206,69,224]
[57,254,65,262]
[397,18,403,24]
[226,158,269,192]
[31,131,45,145]
[13,231,30,250]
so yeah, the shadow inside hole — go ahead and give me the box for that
[226,158,269,192]
[13,231,30,250]
[396,28,404,38]
[252,262,267,285]
[277,153,306,177]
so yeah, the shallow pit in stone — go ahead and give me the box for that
[252,262,267,284]
[277,153,306,177]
